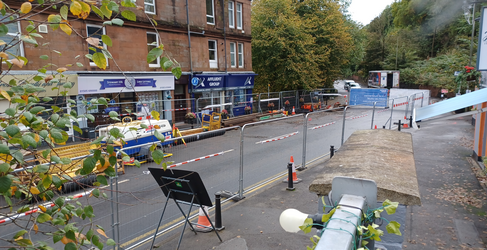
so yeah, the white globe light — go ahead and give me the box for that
[279,208,309,233]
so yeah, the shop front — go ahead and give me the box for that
[189,72,256,116]
[226,73,256,116]
[190,73,226,112]
[77,72,174,131]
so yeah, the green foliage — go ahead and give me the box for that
[360,0,478,88]
[0,0,176,249]
[252,0,352,92]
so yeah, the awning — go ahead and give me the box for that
[414,88,487,121]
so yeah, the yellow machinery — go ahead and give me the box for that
[201,112,222,131]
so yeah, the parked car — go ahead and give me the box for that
[344,80,355,90]
[348,82,361,91]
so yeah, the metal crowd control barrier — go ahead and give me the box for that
[111,126,240,247]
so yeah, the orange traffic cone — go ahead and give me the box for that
[403,123,409,128]
[374,125,377,129]
[193,206,213,232]
[283,156,302,184]
[292,106,296,115]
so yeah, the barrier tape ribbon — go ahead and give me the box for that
[255,131,299,144]
[166,149,235,169]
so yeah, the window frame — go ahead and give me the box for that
[86,24,107,67]
[237,42,244,68]
[206,0,215,25]
[147,32,160,68]
[228,1,235,29]
[230,42,236,68]
[0,14,24,61]
[144,0,156,15]
[236,2,243,30]
[208,40,217,68]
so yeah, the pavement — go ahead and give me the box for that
[151,110,487,250]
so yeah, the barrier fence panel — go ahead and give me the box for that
[240,115,304,196]
[112,127,241,249]
[196,96,232,123]
[153,98,194,123]
[303,108,343,166]
[281,90,297,114]
[258,92,281,114]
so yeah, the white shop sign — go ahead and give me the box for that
[78,75,174,94]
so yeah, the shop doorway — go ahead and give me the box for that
[174,84,186,122]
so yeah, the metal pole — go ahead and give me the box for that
[389,99,394,130]
[258,93,262,114]
[404,96,409,120]
[110,176,116,250]
[398,120,402,131]
[300,113,308,171]
[371,102,377,129]
[286,163,295,191]
[469,3,476,66]
[341,106,348,146]
[421,92,424,107]
[214,192,224,230]
[239,126,245,199]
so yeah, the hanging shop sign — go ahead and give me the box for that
[226,73,256,90]
[78,74,174,94]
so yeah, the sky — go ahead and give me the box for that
[348,0,396,26]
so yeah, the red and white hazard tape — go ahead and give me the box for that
[413,97,423,101]
[0,190,93,225]
[393,102,409,107]
[377,109,388,113]
[348,114,368,120]
[309,121,336,130]
[255,131,299,144]
[166,149,235,169]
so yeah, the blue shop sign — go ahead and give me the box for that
[190,74,226,92]
[226,74,256,90]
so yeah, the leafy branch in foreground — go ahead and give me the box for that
[0,0,179,248]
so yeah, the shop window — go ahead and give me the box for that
[238,43,244,68]
[206,0,214,24]
[236,2,242,30]
[86,25,107,67]
[233,89,244,105]
[230,42,236,67]
[145,0,156,15]
[0,14,23,60]
[209,40,217,68]
[228,1,235,28]
[147,32,159,67]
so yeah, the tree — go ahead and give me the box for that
[295,0,353,87]
[0,0,180,249]
[252,0,320,92]
[251,0,353,92]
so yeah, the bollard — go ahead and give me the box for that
[286,163,295,191]
[214,192,225,230]
[398,120,401,131]
[409,115,413,128]
[330,145,335,158]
